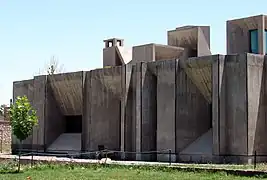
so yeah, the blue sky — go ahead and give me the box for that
[0,0,266,105]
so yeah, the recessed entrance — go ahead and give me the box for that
[65,115,82,133]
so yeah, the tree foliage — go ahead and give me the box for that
[9,96,38,142]
[46,55,64,75]
[33,55,64,76]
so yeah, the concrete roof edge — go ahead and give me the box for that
[227,14,265,22]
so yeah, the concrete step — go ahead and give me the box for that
[47,133,81,153]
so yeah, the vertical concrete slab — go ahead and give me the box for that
[141,62,157,161]
[219,54,248,157]
[129,65,137,159]
[247,54,267,157]
[89,67,122,151]
[32,75,47,151]
[12,79,34,150]
[120,65,126,158]
[121,64,136,159]
[82,71,91,152]
[156,60,176,162]
[135,63,142,160]
[212,55,225,155]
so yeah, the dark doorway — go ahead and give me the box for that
[65,115,82,133]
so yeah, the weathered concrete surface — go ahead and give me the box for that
[45,80,65,149]
[103,47,123,67]
[156,60,176,162]
[247,54,267,156]
[227,15,267,55]
[117,46,132,64]
[81,71,90,152]
[120,64,136,160]
[176,59,211,155]
[12,51,267,164]
[154,44,184,61]
[135,63,142,160]
[12,76,47,151]
[132,44,184,64]
[179,129,212,162]
[141,62,157,161]
[219,54,248,157]
[212,55,225,156]
[103,38,126,67]
[83,67,122,151]
[132,44,155,63]
[212,53,267,163]
[12,79,34,150]
[32,75,47,151]
[179,55,212,103]
[48,72,83,116]
[167,26,211,57]
[47,133,81,153]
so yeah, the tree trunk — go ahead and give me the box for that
[18,140,21,172]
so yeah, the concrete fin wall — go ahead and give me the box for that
[32,75,47,151]
[247,54,267,156]
[212,55,225,155]
[156,60,176,162]
[141,62,157,161]
[83,67,122,151]
[134,62,157,160]
[219,54,248,156]
[121,64,136,160]
[213,53,267,162]
[12,79,34,149]
[82,71,90,151]
[48,72,83,116]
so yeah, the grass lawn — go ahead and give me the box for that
[0,164,265,180]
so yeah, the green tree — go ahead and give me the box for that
[9,96,38,172]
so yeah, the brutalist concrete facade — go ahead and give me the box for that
[12,53,267,164]
[12,15,267,164]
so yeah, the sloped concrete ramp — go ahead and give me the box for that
[47,133,81,153]
[179,129,212,162]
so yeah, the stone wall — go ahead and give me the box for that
[0,120,11,150]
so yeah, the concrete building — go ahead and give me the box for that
[12,15,267,164]
[227,14,267,55]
